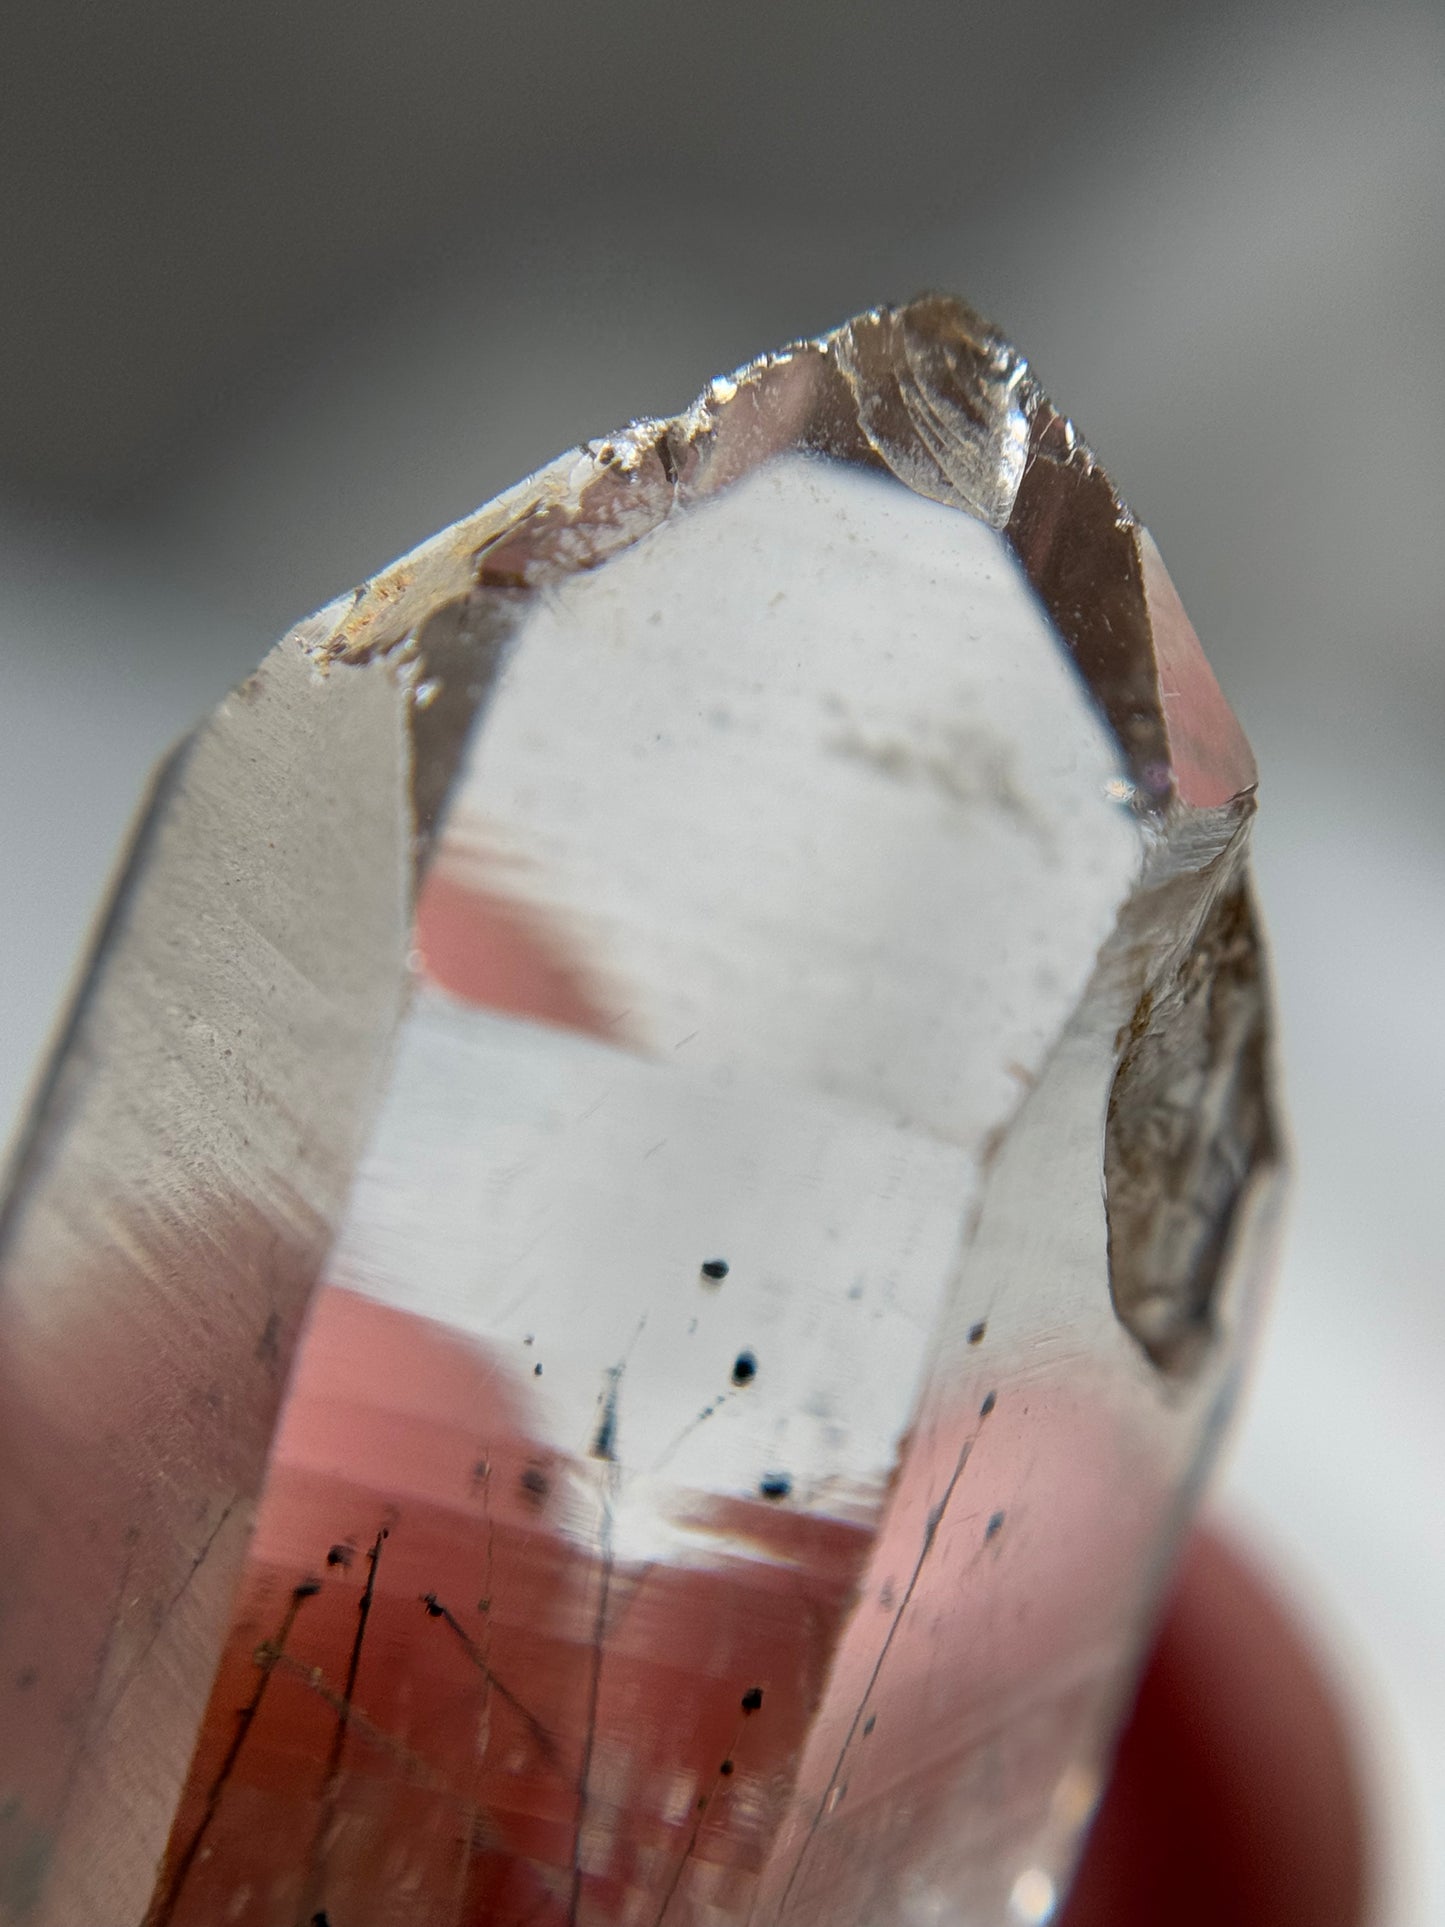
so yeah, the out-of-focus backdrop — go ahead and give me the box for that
[1,2,1440,1916]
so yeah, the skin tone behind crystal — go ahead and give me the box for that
[1060,1527,1368,1927]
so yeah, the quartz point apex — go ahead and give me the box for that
[0,294,1280,1927]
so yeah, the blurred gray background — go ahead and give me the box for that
[1,2,1440,1917]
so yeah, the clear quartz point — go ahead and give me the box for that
[0,296,1281,1927]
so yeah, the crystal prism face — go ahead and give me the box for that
[0,297,1280,1927]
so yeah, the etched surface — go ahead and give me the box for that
[1105,866,1276,1374]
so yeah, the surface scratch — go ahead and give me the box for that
[98,1499,239,1729]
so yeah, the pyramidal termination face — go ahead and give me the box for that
[0,296,1280,1927]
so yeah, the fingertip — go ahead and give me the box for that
[1061,1525,1370,1927]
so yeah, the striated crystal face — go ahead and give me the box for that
[0,297,1280,1927]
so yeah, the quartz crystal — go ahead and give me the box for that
[0,296,1281,1927]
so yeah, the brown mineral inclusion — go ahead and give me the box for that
[0,297,1280,1927]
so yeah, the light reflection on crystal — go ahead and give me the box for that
[1009,1867,1059,1924]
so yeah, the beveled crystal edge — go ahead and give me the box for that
[297,294,1253,838]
